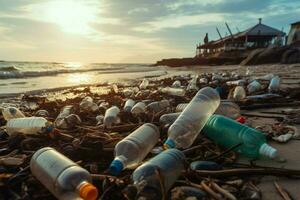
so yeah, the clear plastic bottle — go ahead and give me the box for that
[160,87,186,97]
[30,147,98,200]
[139,79,149,89]
[124,99,135,112]
[164,87,220,149]
[172,80,181,88]
[108,123,160,175]
[233,86,246,101]
[187,76,199,91]
[146,100,170,113]
[80,97,98,112]
[2,107,25,120]
[247,80,261,94]
[268,76,280,93]
[202,115,277,159]
[226,80,246,86]
[6,117,53,135]
[104,106,120,128]
[131,102,146,115]
[55,106,75,129]
[132,149,185,199]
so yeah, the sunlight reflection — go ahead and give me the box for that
[65,62,83,68]
[67,74,91,84]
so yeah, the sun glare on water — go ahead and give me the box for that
[40,0,98,34]
[67,74,91,84]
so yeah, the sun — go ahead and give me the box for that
[40,0,98,35]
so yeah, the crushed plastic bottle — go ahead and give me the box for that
[160,87,186,97]
[164,87,220,149]
[124,99,136,112]
[268,76,280,93]
[131,102,146,115]
[146,100,170,113]
[104,106,120,128]
[2,107,25,120]
[132,149,185,199]
[80,96,98,112]
[6,117,53,136]
[233,86,246,101]
[139,79,149,89]
[108,123,159,175]
[30,147,98,200]
[172,80,181,88]
[202,115,277,159]
[187,76,199,91]
[55,106,81,129]
[247,80,261,94]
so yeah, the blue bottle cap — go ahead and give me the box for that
[163,139,176,149]
[45,124,54,134]
[108,159,124,176]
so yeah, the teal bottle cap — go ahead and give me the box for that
[164,139,176,149]
[108,159,124,176]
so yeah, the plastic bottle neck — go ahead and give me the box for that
[76,181,98,200]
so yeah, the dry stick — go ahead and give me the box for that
[211,181,237,200]
[274,181,292,200]
[200,181,223,200]
[207,143,242,161]
[193,168,300,178]
[155,168,166,200]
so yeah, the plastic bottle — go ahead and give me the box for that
[164,87,220,149]
[172,80,181,88]
[226,80,246,86]
[139,79,149,89]
[132,149,185,199]
[80,97,98,112]
[146,100,170,113]
[131,102,146,115]
[96,115,104,126]
[55,106,75,129]
[202,115,277,159]
[2,107,25,120]
[124,99,135,112]
[98,102,109,114]
[161,87,186,97]
[104,106,120,128]
[199,77,208,84]
[30,147,98,200]
[268,76,280,93]
[187,76,199,91]
[233,86,246,101]
[6,117,53,135]
[247,80,261,94]
[108,123,160,175]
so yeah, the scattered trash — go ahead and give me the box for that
[2,107,25,120]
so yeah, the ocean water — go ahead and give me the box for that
[0,61,171,95]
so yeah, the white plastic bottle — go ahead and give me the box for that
[146,100,170,113]
[30,147,98,200]
[268,76,280,93]
[6,117,53,135]
[80,96,98,112]
[247,80,261,94]
[164,87,220,149]
[131,102,146,115]
[124,99,135,112]
[2,107,25,120]
[233,86,246,101]
[108,123,160,175]
[161,87,186,96]
[139,79,149,89]
[104,106,120,128]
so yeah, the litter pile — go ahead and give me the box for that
[0,70,300,200]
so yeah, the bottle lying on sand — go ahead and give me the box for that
[233,86,246,101]
[146,100,170,113]
[164,87,220,149]
[55,106,81,129]
[160,87,186,97]
[30,147,98,200]
[124,99,135,112]
[109,123,159,176]
[202,115,277,159]
[132,149,185,199]
[80,96,98,112]
[104,106,120,128]
[268,76,280,93]
[131,102,146,115]
[172,80,181,88]
[247,80,261,94]
[6,117,53,135]
[2,107,25,120]
[139,78,149,89]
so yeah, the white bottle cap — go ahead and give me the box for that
[259,143,277,159]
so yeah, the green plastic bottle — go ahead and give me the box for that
[202,115,277,159]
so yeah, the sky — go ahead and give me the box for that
[0,0,299,63]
